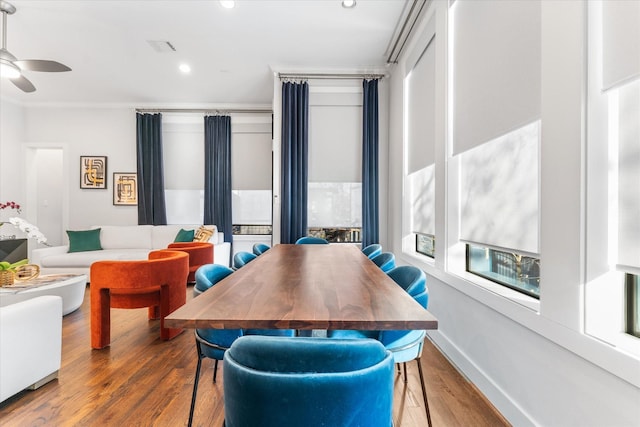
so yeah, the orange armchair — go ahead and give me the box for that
[167,242,214,284]
[90,249,189,349]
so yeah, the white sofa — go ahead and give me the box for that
[0,296,63,403]
[31,225,232,280]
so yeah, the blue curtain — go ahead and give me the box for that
[136,113,167,225]
[204,115,233,244]
[362,79,379,247]
[280,81,309,244]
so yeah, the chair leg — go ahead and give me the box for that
[189,341,204,427]
[403,362,408,383]
[213,359,219,383]
[416,356,432,427]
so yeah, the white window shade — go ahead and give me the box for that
[459,121,540,255]
[452,0,541,155]
[232,131,272,190]
[407,37,436,174]
[308,101,362,183]
[618,81,640,270]
[409,164,435,236]
[603,0,640,91]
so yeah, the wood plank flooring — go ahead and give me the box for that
[0,286,509,426]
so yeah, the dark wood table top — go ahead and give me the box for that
[165,244,438,330]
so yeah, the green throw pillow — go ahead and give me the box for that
[67,228,103,253]
[174,228,195,242]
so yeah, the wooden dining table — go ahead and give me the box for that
[165,244,438,331]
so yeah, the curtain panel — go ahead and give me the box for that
[136,113,167,225]
[362,79,380,247]
[280,81,309,244]
[204,115,233,245]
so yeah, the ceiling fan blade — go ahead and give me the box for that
[10,75,36,92]
[14,59,71,72]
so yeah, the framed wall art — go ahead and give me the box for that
[113,172,138,206]
[80,156,107,189]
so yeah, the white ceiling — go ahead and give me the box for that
[0,0,407,106]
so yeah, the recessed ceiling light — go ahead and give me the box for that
[179,63,191,74]
[220,0,235,9]
[342,0,356,8]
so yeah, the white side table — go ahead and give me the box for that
[0,274,87,315]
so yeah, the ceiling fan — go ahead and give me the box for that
[0,0,71,93]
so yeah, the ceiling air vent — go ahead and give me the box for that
[147,40,177,53]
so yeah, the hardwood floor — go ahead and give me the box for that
[0,286,509,426]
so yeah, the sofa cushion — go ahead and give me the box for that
[97,225,153,250]
[39,249,150,268]
[67,229,103,253]
[174,228,195,242]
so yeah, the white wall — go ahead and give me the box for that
[23,106,137,231]
[0,99,26,209]
[387,1,640,426]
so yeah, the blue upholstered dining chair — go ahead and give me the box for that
[233,251,257,270]
[371,251,396,273]
[327,265,433,427]
[189,264,239,426]
[295,236,329,244]
[252,242,270,256]
[223,336,394,427]
[362,243,382,259]
[189,264,295,427]
[193,264,234,297]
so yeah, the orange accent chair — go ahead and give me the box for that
[167,242,214,284]
[90,249,189,349]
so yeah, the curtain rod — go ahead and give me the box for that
[135,108,272,114]
[278,72,385,80]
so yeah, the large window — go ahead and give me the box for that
[307,80,362,243]
[404,17,437,258]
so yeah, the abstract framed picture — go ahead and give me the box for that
[113,172,138,206]
[80,156,107,189]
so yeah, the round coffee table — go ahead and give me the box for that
[0,273,87,315]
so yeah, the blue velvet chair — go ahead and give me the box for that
[252,242,270,255]
[371,252,396,272]
[189,264,240,426]
[328,265,432,426]
[189,264,295,427]
[223,336,394,427]
[193,264,234,297]
[295,236,329,244]
[233,251,257,269]
[362,243,382,259]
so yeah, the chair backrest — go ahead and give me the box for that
[371,252,396,273]
[194,264,234,295]
[386,265,428,308]
[252,243,270,255]
[295,236,329,244]
[233,251,257,269]
[223,336,394,427]
[362,243,382,259]
[379,266,429,362]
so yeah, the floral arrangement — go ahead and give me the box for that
[0,200,21,215]
[8,217,48,245]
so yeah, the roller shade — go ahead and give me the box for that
[452,0,541,155]
[602,0,640,91]
[618,81,640,270]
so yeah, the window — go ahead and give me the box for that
[466,244,540,299]
[416,233,435,258]
[307,80,363,243]
[627,274,640,338]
